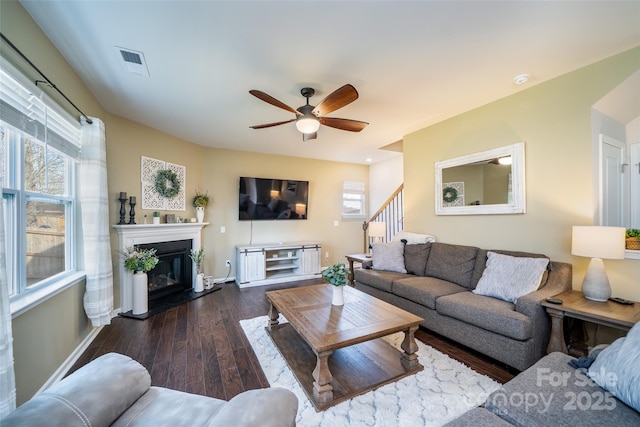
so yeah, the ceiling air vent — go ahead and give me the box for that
[115,46,150,77]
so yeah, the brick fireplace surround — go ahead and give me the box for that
[113,223,207,313]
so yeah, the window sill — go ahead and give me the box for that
[625,249,640,260]
[10,271,86,319]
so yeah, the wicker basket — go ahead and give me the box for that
[626,237,640,250]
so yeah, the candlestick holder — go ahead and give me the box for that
[128,198,136,224]
[118,195,127,224]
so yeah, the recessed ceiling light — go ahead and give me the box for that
[513,74,529,85]
[365,158,373,163]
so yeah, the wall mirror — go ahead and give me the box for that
[435,142,526,215]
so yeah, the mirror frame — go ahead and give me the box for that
[435,142,526,215]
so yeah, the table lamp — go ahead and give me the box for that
[571,226,625,302]
[368,221,386,244]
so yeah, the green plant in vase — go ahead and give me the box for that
[190,248,205,292]
[626,228,640,250]
[322,261,348,306]
[193,190,209,223]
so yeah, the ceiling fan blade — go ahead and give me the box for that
[249,119,295,129]
[303,132,317,142]
[312,84,359,116]
[249,90,299,115]
[319,117,368,132]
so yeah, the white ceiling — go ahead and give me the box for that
[19,1,640,165]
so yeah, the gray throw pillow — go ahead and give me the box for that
[473,251,549,303]
[372,241,407,273]
[588,321,640,412]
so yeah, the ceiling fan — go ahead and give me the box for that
[249,84,368,141]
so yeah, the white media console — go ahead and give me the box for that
[235,241,322,287]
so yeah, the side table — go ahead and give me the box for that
[541,290,640,355]
[345,253,372,287]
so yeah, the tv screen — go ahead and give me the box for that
[239,177,309,221]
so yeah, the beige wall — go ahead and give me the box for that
[404,46,640,300]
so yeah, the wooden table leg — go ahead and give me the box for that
[545,307,568,354]
[312,350,334,405]
[347,258,356,287]
[400,325,420,369]
[267,302,280,331]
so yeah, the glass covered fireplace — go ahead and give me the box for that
[138,239,193,302]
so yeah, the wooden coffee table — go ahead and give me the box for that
[265,284,423,410]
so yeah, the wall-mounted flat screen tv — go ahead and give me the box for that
[239,177,309,221]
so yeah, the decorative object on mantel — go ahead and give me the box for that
[120,246,159,315]
[572,226,625,302]
[626,229,640,250]
[190,248,205,292]
[141,156,186,211]
[322,262,348,306]
[118,192,128,224]
[128,196,136,224]
[193,190,209,223]
[152,211,160,225]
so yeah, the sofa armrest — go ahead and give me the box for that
[209,387,298,427]
[516,261,572,361]
[4,353,151,427]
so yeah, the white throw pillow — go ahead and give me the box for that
[472,251,549,303]
[372,241,407,273]
[392,231,436,245]
[588,321,640,412]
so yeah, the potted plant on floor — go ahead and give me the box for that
[121,246,159,315]
[322,261,348,306]
[626,228,640,250]
[190,248,205,292]
[193,190,209,223]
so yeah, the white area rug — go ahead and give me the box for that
[240,316,501,426]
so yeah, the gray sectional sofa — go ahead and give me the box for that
[447,326,640,426]
[354,241,572,371]
[3,352,298,427]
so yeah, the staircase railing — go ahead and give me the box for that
[363,184,404,251]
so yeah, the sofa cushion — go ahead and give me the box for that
[472,251,549,303]
[113,386,227,427]
[372,241,407,273]
[436,292,532,340]
[424,243,479,288]
[404,243,432,276]
[589,321,640,412]
[393,276,467,310]
[354,268,411,293]
[485,352,640,427]
[444,407,514,427]
[4,353,150,427]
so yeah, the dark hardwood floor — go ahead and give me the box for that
[68,278,516,401]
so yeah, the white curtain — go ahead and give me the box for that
[80,117,114,327]
[0,197,16,417]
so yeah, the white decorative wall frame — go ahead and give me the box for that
[141,156,186,211]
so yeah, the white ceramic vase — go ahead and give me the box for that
[331,285,344,306]
[195,272,204,292]
[132,271,148,315]
[196,207,205,223]
[152,216,160,225]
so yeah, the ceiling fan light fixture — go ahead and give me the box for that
[296,116,320,134]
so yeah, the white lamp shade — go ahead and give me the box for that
[295,203,306,215]
[571,226,625,259]
[295,117,320,134]
[368,221,386,238]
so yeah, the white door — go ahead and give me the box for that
[238,250,265,283]
[631,143,640,229]
[600,134,625,226]
[301,245,321,274]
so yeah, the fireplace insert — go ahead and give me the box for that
[138,239,193,301]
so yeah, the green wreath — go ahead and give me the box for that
[443,186,458,203]
[155,169,180,198]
